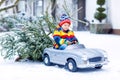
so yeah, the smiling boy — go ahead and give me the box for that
[53,14,78,50]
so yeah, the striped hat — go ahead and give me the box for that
[59,14,71,26]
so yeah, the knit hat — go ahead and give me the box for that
[59,14,71,26]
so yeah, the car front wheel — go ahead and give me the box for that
[66,59,77,72]
[43,55,51,66]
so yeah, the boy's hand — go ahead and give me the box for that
[66,41,78,45]
[72,40,78,44]
[66,41,73,45]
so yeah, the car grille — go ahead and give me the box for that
[89,57,102,62]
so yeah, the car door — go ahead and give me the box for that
[52,50,66,65]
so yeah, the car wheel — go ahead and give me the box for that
[43,55,51,66]
[95,65,102,69]
[66,59,77,72]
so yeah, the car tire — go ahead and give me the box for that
[66,59,77,72]
[95,65,102,69]
[43,55,51,66]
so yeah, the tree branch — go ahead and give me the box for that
[63,0,88,25]
[0,0,19,12]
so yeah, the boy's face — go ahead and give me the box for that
[61,23,70,31]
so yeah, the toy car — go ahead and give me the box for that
[42,44,108,72]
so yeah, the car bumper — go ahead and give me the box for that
[77,59,109,68]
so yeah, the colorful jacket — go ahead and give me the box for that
[53,27,78,49]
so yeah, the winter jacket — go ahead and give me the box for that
[53,27,78,49]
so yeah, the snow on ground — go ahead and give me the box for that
[0,31,120,80]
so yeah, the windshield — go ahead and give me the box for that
[65,44,85,50]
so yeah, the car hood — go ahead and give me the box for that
[67,48,105,58]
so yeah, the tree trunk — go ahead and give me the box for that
[77,0,86,31]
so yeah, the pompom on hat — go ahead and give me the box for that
[59,14,71,27]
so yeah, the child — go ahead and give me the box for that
[53,14,78,50]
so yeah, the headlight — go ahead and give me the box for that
[82,55,88,61]
[104,54,108,61]
[104,53,108,58]
[99,50,108,58]
[102,51,108,58]
[101,50,108,61]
